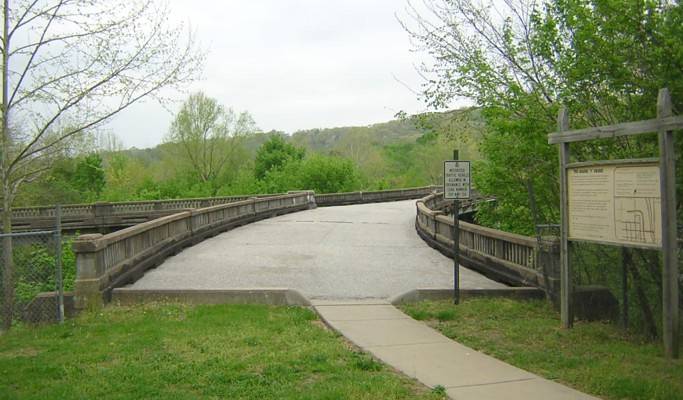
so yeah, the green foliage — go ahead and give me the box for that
[407,0,683,233]
[73,154,105,197]
[295,155,361,193]
[13,107,485,206]
[10,237,76,305]
[254,135,305,179]
[259,154,362,194]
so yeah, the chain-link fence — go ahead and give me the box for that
[1,207,64,330]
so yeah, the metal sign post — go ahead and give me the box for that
[444,151,471,305]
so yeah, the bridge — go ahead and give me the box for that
[119,199,504,301]
[67,186,556,308]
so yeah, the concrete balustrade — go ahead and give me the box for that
[315,185,441,207]
[7,194,280,231]
[416,192,560,290]
[73,193,314,309]
[9,187,434,231]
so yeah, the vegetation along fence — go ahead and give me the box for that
[1,217,68,328]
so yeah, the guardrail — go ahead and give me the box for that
[315,186,442,207]
[73,192,315,309]
[415,192,559,289]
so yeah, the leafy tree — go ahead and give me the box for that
[0,0,203,329]
[165,92,257,194]
[73,154,105,198]
[404,0,683,336]
[254,135,305,179]
[403,0,683,231]
[296,155,361,193]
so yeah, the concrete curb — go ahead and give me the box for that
[111,288,312,306]
[390,287,545,305]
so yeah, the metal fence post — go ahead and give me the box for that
[55,204,64,323]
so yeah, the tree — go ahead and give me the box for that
[295,155,361,194]
[403,0,683,336]
[254,135,305,180]
[0,0,203,329]
[402,0,682,231]
[73,154,105,198]
[165,92,257,194]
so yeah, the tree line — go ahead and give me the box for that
[12,93,481,206]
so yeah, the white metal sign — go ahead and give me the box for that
[444,160,470,200]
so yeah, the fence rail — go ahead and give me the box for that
[73,192,315,309]
[416,192,558,289]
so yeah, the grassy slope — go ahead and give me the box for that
[0,304,443,400]
[400,298,683,400]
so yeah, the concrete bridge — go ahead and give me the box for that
[121,200,503,301]
[69,187,555,308]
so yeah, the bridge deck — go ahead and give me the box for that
[127,200,504,300]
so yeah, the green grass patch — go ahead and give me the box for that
[0,303,444,400]
[400,298,683,400]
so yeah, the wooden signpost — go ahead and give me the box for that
[548,88,682,359]
[444,150,470,304]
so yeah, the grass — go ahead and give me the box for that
[399,298,683,400]
[0,303,445,400]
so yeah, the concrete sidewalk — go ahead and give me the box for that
[314,300,599,400]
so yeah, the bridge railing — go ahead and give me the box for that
[416,192,559,289]
[73,192,314,309]
[7,194,280,231]
[8,186,443,231]
[315,185,441,207]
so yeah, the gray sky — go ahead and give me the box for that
[106,0,439,149]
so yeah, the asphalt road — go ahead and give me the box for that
[128,200,504,300]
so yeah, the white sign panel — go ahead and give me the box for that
[444,160,471,199]
[568,163,661,248]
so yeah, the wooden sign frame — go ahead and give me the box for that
[548,88,681,359]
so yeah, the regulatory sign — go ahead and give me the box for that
[444,160,470,199]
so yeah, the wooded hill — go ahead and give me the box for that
[14,107,484,207]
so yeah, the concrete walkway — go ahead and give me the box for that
[314,300,599,400]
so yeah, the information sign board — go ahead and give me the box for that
[444,161,470,200]
[567,162,661,248]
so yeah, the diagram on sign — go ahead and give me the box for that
[615,198,658,244]
[613,165,661,246]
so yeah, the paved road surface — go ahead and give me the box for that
[129,200,504,300]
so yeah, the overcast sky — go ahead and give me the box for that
[105,0,449,149]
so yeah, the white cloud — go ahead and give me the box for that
[107,0,438,149]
